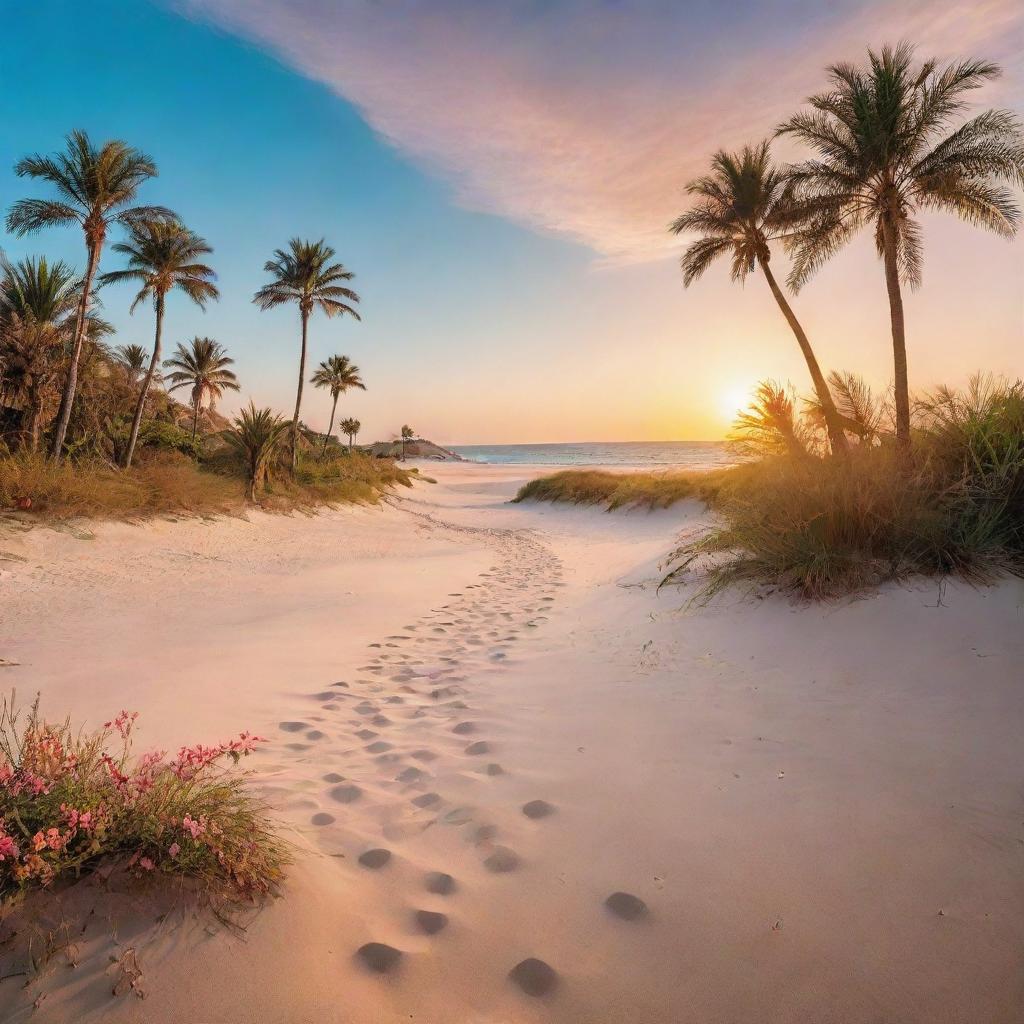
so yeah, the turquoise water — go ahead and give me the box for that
[450,441,731,468]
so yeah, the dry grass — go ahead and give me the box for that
[0,448,414,523]
[513,469,710,510]
[0,451,244,521]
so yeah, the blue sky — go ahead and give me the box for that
[2,0,1022,442]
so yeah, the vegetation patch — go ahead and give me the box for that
[514,470,708,510]
[0,696,287,905]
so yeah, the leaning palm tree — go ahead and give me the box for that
[310,354,365,455]
[253,239,361,473]
[163,336,240,440]
[400,424,415,461]
[225,403,290,501]
[0,257,80,451]
[779,44,1024,450]
[339,416,361,452]
[100,220,218,468]
[670,142,849,457]
[114,343,149,382]
[5,129,172,460]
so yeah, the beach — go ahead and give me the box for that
[2,461,1023,1023]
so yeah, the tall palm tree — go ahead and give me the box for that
[253,239,361,473]
[163,336,240,440]
[339,416,361,452]
[0,257,80,451]
[669,142,849,457]
[400,424,415,461]
[115,343,149,382]
[5,129,172,460]
[310,354,365,455]
[778,44,1024,450]
[100,219,218,468]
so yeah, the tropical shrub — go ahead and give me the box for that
[223,403,290,500]
[0,697,287,903]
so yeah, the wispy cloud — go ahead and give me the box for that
[176,0,1024,262]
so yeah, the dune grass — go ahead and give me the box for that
[516,380,1024,598]
[514,469,709,510]
[0,448,414,523]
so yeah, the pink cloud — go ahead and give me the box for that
[177,0,1024,262]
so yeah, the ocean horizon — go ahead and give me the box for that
[450,440,732,468]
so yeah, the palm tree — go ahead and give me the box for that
[5,129,172,460]
[669,142,849,457]
[253,239,361,473]
[225,403,290,501]
[100,220,218,468]
[400,424,415,461]
[339,417,361,452]
[115,343,149,382]
[310,354,365,455]
[0,257,79,451]
[778,44,1024,450]
[728,381,813,461]
[163,336,240,440]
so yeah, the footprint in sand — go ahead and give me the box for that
[604,892,648,921]
[464,741,491,755]
[311,812,335,826]
[358,848,392,869]
[509,958,559,997]
[522,799,555,819]
[322,772,345,783]
[414,910,448,935]
[483,846,520,873]
[328,784,362,804]
[452,721,477,735]
[412,792,441,809]
[279,721,307,732]
[425,871,456,895]
[356,942,402,974]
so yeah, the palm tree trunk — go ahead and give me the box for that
[291,310,309,475]
[880,218,911,451]
[323,393,339,457]
[761,263,849,459]
[124,293,165,469]
[191,397,200,442]
[50,241,101,461]
[26,400,42,453]
[348,434,354,453]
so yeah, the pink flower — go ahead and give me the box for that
[139,857,154,871]
[168,842,181,858]
[104,710,139,740]
[181,814,207,839]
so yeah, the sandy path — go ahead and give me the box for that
[1,463,1023,1023]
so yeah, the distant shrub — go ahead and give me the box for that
[0,697,287,904]
[514,469,703,510]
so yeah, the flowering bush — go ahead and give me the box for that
[0,697,287,902]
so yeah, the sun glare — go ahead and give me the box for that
[719,384,752,420]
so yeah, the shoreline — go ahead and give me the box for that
[2,462,1023,1022]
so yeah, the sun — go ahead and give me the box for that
[719,383,752,420]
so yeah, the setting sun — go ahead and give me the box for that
[719,383,753,421]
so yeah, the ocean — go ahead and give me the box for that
[450,441,732,469]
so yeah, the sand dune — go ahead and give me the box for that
[1,462,1022,1022]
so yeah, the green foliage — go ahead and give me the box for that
[223,403,289,500]
[0,696,287,903]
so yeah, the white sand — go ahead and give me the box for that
[1,461,1022,1023]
